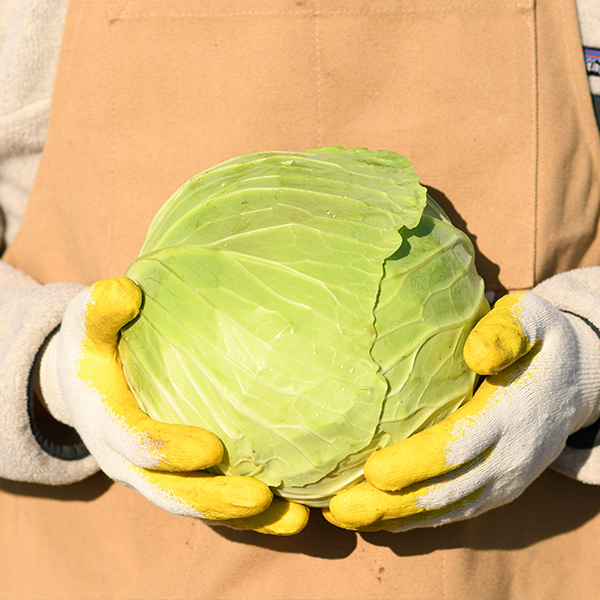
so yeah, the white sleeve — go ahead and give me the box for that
[0,0,70,247]
[0,1,99,484]
[0,261,99,483]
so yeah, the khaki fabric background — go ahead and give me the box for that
[9,0,600,293]
[3,0,600,598]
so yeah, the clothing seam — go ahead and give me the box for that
[532,0,539,286]
[180,521,202,596]
[106,3,116,277]
[11,490,20,595]
[313,1,323,146]
[111,5,535,20]
[63,0,86,93]
[442,525,447,600]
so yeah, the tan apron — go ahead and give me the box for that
[2,0,600,598]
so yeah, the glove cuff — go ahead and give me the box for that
[28,327,90,462]
[533,267,600,483]
[0,262,98,484]
[37,328,73,426]
[533,267,600,331]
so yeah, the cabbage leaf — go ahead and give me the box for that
[119,147,487,506]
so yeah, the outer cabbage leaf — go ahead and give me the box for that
[119,147,487,506]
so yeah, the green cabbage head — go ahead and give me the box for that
[119,146,489,507]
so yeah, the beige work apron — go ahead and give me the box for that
[3,0,600,598]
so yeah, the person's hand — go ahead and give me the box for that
[323,291,600,532]
[39,277,309,535]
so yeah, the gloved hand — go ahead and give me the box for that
[324,276,600,532]
[39,277,309,535]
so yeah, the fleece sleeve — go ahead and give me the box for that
[0,0,70,247]
[0,261,99,483]
[0,1,99,484]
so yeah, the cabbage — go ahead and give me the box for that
[119,147,488,507]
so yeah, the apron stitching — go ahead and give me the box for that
[442,525,447,600]
[532,0,539,286]
[314,2,323,146]
[106,2,116,276]
[9,495,20,595]
[63,0,87,92]
[113,6,535,20]
[120,10,312,18]
[179,521,203,596]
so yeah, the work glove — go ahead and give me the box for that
[39,277,309,535]
[324,268,600,532]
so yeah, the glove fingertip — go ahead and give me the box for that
[225,498,310,536]
[327,481,390,529]
[211,475,273,514]
[130,468,273,521]
[321,506,346,529]
[464,292,535,375]
[463,327,505,375]
[364,434,449,492]
[86,278,142,345]
[150,423,224,472]
[364,447,402,491]
[271,501,311,536]
[464,323,529,375]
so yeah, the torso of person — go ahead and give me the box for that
[3,1,600,598]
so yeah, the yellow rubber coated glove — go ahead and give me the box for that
[40,278,309,535]
[324,289,600,532]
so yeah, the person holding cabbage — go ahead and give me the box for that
[1,0,600,598]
